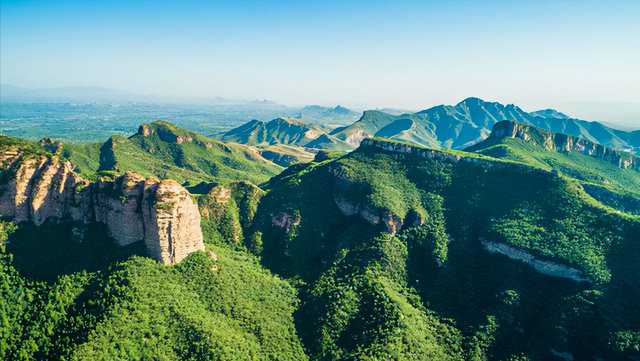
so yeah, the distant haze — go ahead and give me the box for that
[1,0,639,127]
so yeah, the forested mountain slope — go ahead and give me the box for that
[249,138,640,360]
[2,124,639,360]
[466,120,640,214]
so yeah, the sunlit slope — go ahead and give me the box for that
[466,120,640,213]
[249,137,640,360]
[98,120,282,184]
[1,218,307,360]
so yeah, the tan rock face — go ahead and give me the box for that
[0,148,205,265]
[271,212,300,230]
[208,185,232,205]
[94,171,146,246]
[480,238,591,282]
[344,129,369,147]
[14,157,45,223]
[30,159,79,226]
[138,124,153,136]
[142,179,204,265]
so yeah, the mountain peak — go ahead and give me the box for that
[458,97,486,105]
[270,117,304,125]
[530,109,570,120]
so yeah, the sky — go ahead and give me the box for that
[1,0,639,125]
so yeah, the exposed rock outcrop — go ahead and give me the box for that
[93,171,146,246]
[360,138,462,163]
[0,147,204,265]
[138,124,154,137]
[142,179,204,265]
[485,120,639,170]
[271,212,300,231]
[480,238,591,282]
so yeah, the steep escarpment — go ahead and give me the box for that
[470,120,639,170]
[0,141,204,265]
[0,146,90,225]
[141,179,204,265]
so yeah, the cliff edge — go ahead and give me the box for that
[0,141,204,265]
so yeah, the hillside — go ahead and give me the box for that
[219,117,351,166]
[2,126,640,360]
[91,121,282,184]
[0,220,307,360]
[529,109,640,150]
[249,138,640,360]
[0,134,306,360]
[466,120,640,212]
[220,117,349,149]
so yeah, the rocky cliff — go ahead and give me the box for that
[485,120,639,170]
[0,145,204,265]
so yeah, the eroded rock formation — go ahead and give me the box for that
[481,238,590,282]
[142,179,204,265]
[0,147,204,265]
[489,120,639,170]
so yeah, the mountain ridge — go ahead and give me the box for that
[223,98,640,155]
[2,119,640,360]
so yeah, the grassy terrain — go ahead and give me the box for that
[59,142,103,179]
[41,121,283,185]
[469,136,640,203]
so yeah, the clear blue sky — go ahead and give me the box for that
[1,0,639,124]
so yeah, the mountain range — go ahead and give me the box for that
[223,98,640,156]
[1,97,639,360]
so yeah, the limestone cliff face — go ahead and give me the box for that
[142,179,204,265]
[329,165,419,237]
[0,147,204,265]
[481,238,591,282]
[93,171,146,246]
[488,120,639,170]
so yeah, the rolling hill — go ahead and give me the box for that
[59,120,283,185]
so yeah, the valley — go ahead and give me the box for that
[1,99,639,360]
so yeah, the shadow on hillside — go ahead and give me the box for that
[6,218,146,283]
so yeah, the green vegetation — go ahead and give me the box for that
[197,181,265,248]
[2,119,639,360]
[0,212,307,360]
[99,121,283,185]
[471,137,640,199]
[252,139,640,360]
[59,142,103,180]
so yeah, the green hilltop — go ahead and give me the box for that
[466,120,640,213]
[59,120,283,185]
